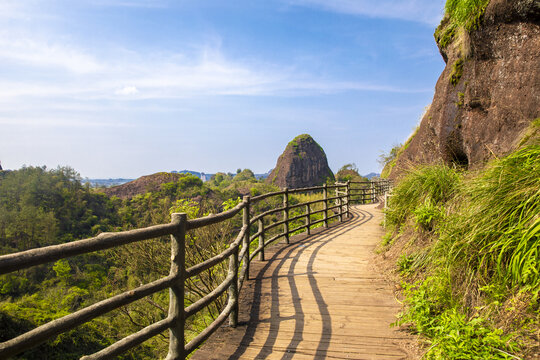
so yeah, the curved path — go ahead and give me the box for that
[192,204,409,359]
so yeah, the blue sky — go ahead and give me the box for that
[0,0,446,178]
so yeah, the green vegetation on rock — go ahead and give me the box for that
[435,0,491,50]
[450,58,464,86]
[335,163,367,182]
[287,134,324,154]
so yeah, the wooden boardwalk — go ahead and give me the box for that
[192,204,410,360]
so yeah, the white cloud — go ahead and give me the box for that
[115,86,139,95]
[0,35,103,74]
[0,1,29,19]
[285,0,446,25]
[88,0,169,8]
[0,116,133,128]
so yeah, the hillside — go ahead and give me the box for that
[101,172,192,199]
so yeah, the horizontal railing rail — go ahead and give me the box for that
[0,179,391,359]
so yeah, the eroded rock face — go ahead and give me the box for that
[266,134,335,189]
[390,0,540,178]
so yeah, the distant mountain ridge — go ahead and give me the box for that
[172,169,270,181]
[363,173,380,180]
[86,169,271,188]
[83,178,134,187]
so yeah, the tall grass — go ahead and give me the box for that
[435,0,490,50]
[385,164,461,229]
[445,0,491,31]
[385,144,540,358]
[444,146,540,292]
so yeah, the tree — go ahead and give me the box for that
[335,163,366,182]
[378,144,402,169]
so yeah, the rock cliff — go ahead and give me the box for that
[389,0,539,177]
[266,134,334,188]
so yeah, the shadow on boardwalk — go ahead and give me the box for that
[192,205,411,360]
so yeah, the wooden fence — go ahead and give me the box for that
[0,179,391,359]
[347,180,392,204]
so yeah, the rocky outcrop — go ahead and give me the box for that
[389,0,540,178]
[266,134,334,188]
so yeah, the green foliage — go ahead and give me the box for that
[385,164,460,229]
[445,0,490,31]
[378,144,402,174]
[335,163,367,182]
[450,58,464,86]
[413,200,444,231]
[222,197,241,211]
[53,259,71,279]
[287,134,324,154]
[435,0,491,49]
[443,145,540,292]
[159,175,205,198]
[518,118,540,147]
[385,144,540,358]
[382,232,394,246]
[169,198,200,218]
[397,254,415,275]
[0,165,245,358]
[380,127,419,178]
[233,168,256,182]
[457,92,465,107]
[397,277,518,360]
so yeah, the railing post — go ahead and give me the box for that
[257,219,265,261]
[363,188,367,204]
[338,186,343,222]
[305,203,311,235]
[371,181,375,203]
[167,213,187,360]
[346,180,350,218]
[242,195,251,280]
[323,184,328,228]
[228,246,239,328]
[283,188,289,244]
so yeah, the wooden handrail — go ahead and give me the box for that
[0,179,391,359]
[0,222,179,275]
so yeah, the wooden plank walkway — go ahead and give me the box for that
[192,204,410,359]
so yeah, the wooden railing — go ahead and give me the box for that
[0,179,391,359]
[347,180,391,204]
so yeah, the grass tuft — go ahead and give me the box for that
[435,0,490,50]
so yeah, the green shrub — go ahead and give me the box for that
[385,164,460,229]
[397,254,415,275]
[413,199,444,231]
[397,276,519,359]
[382,232,394,246]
